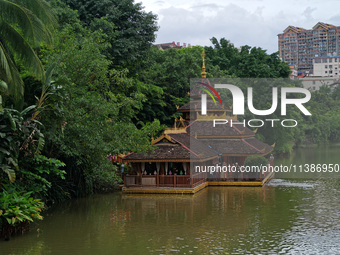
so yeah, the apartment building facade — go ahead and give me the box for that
[278,22,340,72]
[313,56,340,77]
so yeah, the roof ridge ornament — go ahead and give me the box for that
[151,134,173,144]
[201,50,207,78]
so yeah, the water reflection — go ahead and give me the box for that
[2,145,340,254]
[0,185,308,254]
[275,144,340,179]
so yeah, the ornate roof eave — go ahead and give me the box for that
[177,108,227,113]
[197,135,255,139]
[220,151,272,157]
[123,156,218,163]
[195,112,237,121]
[123,159,192,163]
[151,134,173,145]
[164,128,187,135]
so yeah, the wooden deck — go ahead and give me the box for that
[122,172,274,194]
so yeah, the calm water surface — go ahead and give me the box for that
[2,144,340,255]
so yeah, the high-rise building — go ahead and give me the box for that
[278,22,340,73]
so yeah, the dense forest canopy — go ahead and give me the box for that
[1,0,339,239]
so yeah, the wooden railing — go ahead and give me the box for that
[125,175,140,186]
[124,174,192,188]
[175,175,191,187]
[123,161,274,188]
[158,175,174,186]
[191,172,207,187]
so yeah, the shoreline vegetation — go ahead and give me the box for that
[1,0,340,240]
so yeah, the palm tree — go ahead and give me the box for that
[0,0,56,101]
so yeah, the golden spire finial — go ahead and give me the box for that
[201,50,207,78]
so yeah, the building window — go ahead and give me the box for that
[329,58,333,63]
[335,58,338,62]
[330,70,333,74]
[329,65,333,68]
[325,65,328,68]
[325,71,328,73]
[322,59,328,63]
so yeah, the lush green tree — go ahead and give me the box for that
[0,105,46,185]
[205,37,291,78]
[300,86,340,144]
[137,46,212,125]
[62,0,158,70]
[244,155,268,167]
[0,0,56,102]
[38,21,163,196]
[204,37,239,74]
[234,46,291,78]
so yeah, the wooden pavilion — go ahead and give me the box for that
[122,55,274,194]
[123,130,218,193]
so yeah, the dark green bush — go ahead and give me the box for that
[244,155,268,167]
[0,185,44,239]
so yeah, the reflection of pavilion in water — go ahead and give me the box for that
[110,208,131,223]
[119,186,295,254]
[123,53,274,194]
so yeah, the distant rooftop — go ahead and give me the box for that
[155,41,191,50]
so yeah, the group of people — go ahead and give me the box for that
[107,154,123,164]
[142,168,185,175]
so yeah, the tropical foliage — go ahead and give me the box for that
[0,185,44,240]
[63,0,158,71]
[0,0,56,102]
[205,37,291,78]
[244,155,268,168]
[0,105,44,184]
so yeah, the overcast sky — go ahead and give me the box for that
[140,0,340,53]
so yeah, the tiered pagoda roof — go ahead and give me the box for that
[177,100,226,113]
[187,116,274,156]
[187,119,254,138]
[123,131,218,163]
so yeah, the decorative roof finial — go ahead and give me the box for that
[201,50,207,78]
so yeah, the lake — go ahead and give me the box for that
[2,144,340,254]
